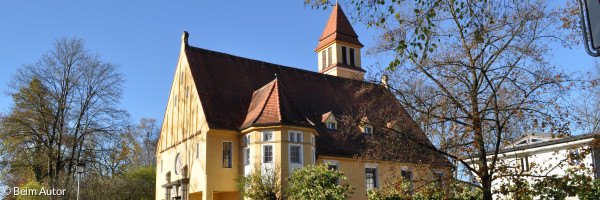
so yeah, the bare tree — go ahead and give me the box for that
[574,60,600,134]
[0,37,127,189]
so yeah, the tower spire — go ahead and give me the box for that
[314,3,365,80]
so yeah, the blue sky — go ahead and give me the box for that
[0,0,597,124]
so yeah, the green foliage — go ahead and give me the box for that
[121,165,156,200]
[236,165,290,200]
[367,178,482,200]
[288,164,354,200]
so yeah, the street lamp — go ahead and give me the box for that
[76,162,86,200]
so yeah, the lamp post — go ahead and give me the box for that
[76,162,86,200]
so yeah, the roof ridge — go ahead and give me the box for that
[185,45,372,84]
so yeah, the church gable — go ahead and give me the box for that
[157,32,209,153]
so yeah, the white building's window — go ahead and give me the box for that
[243,134,251,146]
[290,145,302,164]
[223,141,232,168]
[263,144,274,163]
[262,130,273,142]
[243,147,250,166]
[365,166,378,189]
[364,127,373,135]
[520,157,530,172]
[569,149,581,166]
[289,131,302,143]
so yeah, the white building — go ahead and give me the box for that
[467,132,600,199]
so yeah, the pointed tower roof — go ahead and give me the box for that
[315,4,364,51]
[241,78,314,129]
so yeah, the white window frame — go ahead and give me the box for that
[289,131,302,143]
[311,136,315,145]
[289,144,303,164]
[262,144,274,163]
[520,156,530,171]
[243,147,251,166]
[324,160,339,170]
[326,122,336,130]
[262,130,274,142]
[243,133,251,146]
[365,165,379,190]
[312,148,316,164]
[222,141,233,168]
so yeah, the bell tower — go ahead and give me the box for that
[315,3,365,80]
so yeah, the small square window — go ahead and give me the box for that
[326,122,336,130]
[262,131,273,142]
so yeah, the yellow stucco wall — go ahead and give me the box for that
[318,156,452,200]
[156,41,210,200]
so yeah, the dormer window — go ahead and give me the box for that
[322,111,338,130]
[326,122,337,130]
[364,127,373,135]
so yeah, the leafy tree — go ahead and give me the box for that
[236,164,291,200]
[288,164,353,200]
[305,1,578,199]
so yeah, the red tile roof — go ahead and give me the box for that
[185,45,451,167]
[241,79,314,129]
[315,4,364,51]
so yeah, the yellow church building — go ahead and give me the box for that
[156,4,452,200]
